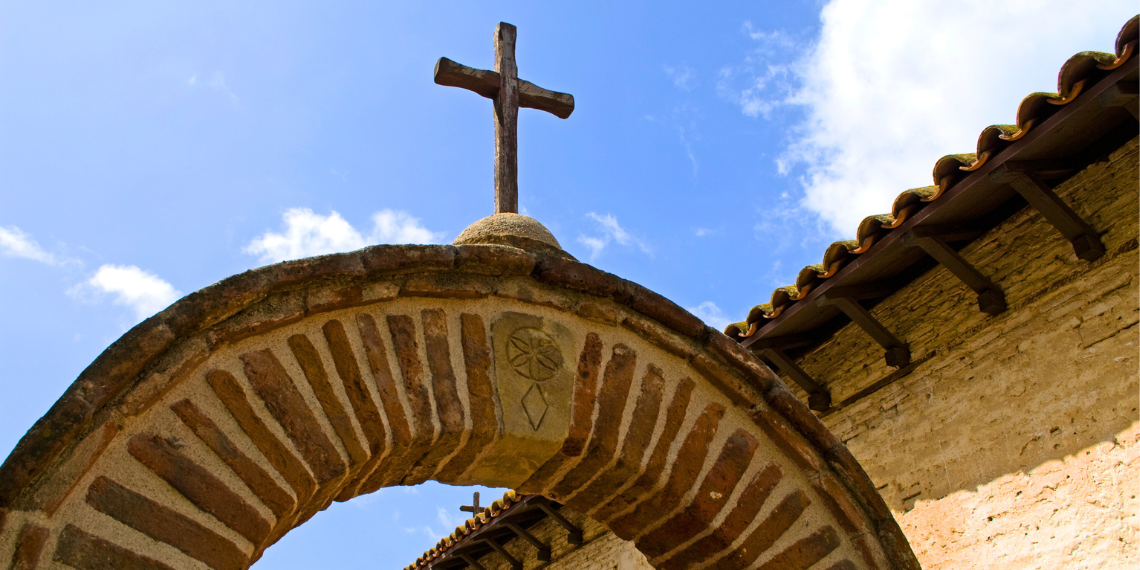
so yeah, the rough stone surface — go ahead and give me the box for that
[453,213,564,255]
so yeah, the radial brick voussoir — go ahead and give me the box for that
[0,242,919,570]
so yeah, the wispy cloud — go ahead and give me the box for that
[188,71,239,101]
[686,301,734,331]
[577,212,651,261]
[663,64,697,91]
[244,208,445,264]
[71,264,182,320]
[718,24,800,119]
[0,225,66,265]
[730,0,1135,236]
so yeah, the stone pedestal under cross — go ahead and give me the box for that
[435,22,575,215]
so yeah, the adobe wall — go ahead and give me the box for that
[466,507,654,570]
[780,136,1139,569]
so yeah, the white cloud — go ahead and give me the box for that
[75,264,182,320]
[687,301,734,331]
[0,225,59,265]
[736,0,1135,237]
[189,71,239,101]
[577,212,651,261]
[663,64,696,91]
[244,208,445,264]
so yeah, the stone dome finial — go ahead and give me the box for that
[454,213,571,258]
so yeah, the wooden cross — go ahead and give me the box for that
[459,491,481,515]
[435,22,575,214]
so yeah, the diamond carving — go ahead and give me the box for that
[521,383,549,431]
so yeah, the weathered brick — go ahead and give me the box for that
[453,244,537,276]
[406,309,466,481]
[532,254,622,298]
[706,490,810,570]
[591,379,696,521]
[208,291,306,347]
[86,476,246,570]
[608,402,726,539]
[518,334,604,493]
[353,313,423,492]
[359,244,455,275]
[569,366,665,511]
[260,252,365,291]
[751,404,821,474]
[8,523,48,570]
[382,315,437,486]
[205,370,316,502]
[127,433,271,544]
[435,314,499,481]
[306,285,366,315]
[755,525,841,570]
[400,274,493,299]
[551,345,638,498]
[170,399,296,520]
[811,471,872,536]
[621,315,695,360]
[635,429,760,557]
[322,320,386,454]
[691,353,762,408]
[54,524,176,570]
[564,333,604,457]
[240,350,347,485]
[621,281,707,338]
[657,463,784,570]
[705,330,779,392]
[288,334,368,468]
[575,301,620,325]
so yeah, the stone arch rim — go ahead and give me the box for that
[0,242,919,569]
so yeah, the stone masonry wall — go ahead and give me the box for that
[467,507,653,570]
[779,137,1139,569]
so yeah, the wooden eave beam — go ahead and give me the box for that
[536,502,583,545]
[759,348,831,412]
[458,554,487,570]
[745,58,1136,345]
[506,523,552,561]
[901,230,1007,315]
[1098,80,1139,119]
[481,539,522,570]
[817,294,910,367]
[991,163,1105,261]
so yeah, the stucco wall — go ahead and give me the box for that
[777,136,1139,568]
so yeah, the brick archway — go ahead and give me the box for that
[0,244,919,570]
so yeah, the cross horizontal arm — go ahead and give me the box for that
[435,57,575,119]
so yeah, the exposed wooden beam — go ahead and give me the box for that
[506,523,551,561]
[1098,80,1139,120]
[901,232,1007,315]
[818,295,910,367]
[536,503,583,545]
[992,163,1104,261]
[481,539,522,570]
[459,554,487,570]
[759,348,831,412]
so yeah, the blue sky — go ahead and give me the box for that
[1,1,1134,568]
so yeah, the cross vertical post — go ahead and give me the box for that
[434,22,575,216]
[494,23,519,214]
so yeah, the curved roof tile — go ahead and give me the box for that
[727,15,1138,339]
